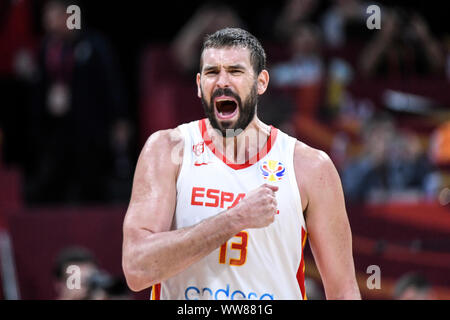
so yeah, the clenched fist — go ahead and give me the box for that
[230,184,279,230]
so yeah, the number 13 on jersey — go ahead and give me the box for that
[219,231,248,266]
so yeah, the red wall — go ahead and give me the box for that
[6,205,149,300]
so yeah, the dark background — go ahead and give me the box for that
[1,0,450,300]
[62,0,450,129]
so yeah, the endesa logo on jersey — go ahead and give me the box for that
[260,160,285,182]
[185,284,274,300]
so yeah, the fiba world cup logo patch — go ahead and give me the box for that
[260,160,286,182]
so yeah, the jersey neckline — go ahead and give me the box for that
[198,118,278,170]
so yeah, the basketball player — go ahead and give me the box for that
[122,28,361,300]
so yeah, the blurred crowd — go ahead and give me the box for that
[305,270,436,300]
[0,0,449,300]
[151,0,450,205]
[1,0,134,205]
[1,0,449,206]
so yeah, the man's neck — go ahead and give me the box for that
[205,117,272,165]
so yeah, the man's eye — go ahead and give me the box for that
[205,70,218,75]
[231,70,243,74]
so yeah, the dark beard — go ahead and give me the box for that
[201,84,258,137]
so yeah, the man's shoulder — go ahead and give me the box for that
[139,128,185,165]
[141,118,205,159]
[293,140,332,169]
[293,139,338,186]
[145,127,184,147]
[292,140,341,209]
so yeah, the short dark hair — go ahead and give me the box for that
[53,246,97,279]
[200,27,266,75]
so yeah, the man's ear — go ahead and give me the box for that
[196,73,202,98]
[257,69,269,95]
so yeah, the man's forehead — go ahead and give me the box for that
[201,46,252,68]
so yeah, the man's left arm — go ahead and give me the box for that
[295,143,361,300]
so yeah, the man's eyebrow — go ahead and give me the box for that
[202,65,219,72]
[226,64,246,70]
[202,64,246,72]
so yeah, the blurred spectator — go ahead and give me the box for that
[359,8,445,78]
[0,0,38,168]
[426,120,450,201]
[341,113,394,201]
[430,121,450,168]
[52,246,99,300]
[387,130,431,193]
[170,2,244,77]
[0,0,37,78]
[341,113,432,203]
[26,0,132,204]
[270,23,339,152]
[321,0,371,49]
[270,22,325,124]
[393,272,435,300]
[273,0,321,41]
[87,272,132,300]
[271,23,324,90]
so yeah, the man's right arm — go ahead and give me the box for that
[122,129,278,292]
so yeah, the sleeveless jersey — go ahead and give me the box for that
[151,119,307,300]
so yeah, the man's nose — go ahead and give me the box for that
[215,70,231,88]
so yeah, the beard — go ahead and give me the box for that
[201,83,258,137]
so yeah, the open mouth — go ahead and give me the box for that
[214,96,238,120]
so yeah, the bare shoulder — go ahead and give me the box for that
[138,127,184,173]
[293,140,341,210]
[141,128,184,158]
[126,128,183,234]
[293,140,335,175]
[132,128,185,189]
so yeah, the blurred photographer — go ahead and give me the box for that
[359,7,445,78]
[86,271,132,300]
[53,246,99,300]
